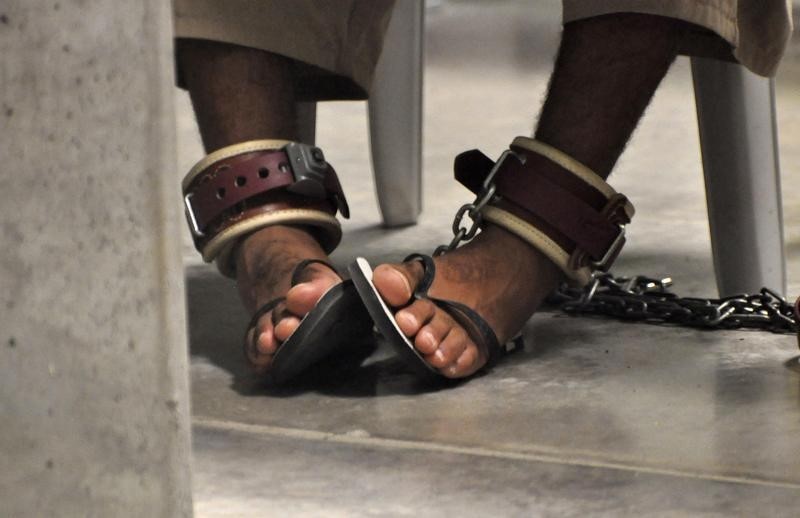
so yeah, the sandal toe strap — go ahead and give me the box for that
[402,253,436,298]
[291,259,337,286]
[245,297,285,339]
[429,297,503,366]
[244,260,336,351]
[244,296,285,362]
[403,252,517,367]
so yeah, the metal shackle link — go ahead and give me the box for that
[435,149,525,257]
[549,272,797,334]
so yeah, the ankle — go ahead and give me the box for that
[237,225,328,270]
[479,224,564,284]
[235,225,328,304]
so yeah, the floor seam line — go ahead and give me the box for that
[192,417,800,490]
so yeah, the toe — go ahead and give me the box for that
[285,281,331,316]
[449,345,480,378]
[244,320,276,372]
[273,315,302,342]
[395,299,436,338]
[255,323,278,355]
[428,326,469,370]
[373,263,417,307]
[414,310,452,356]
[284,263,341,316]
[248,265,341,365]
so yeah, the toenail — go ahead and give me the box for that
[397,311,417,328]
[420,330,437,348]
[433,349,445,363]
[256,330,273,353]
[383,266,412,296]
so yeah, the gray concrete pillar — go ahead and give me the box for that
[0,2,192,517]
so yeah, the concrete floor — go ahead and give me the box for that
[179,2,800,516]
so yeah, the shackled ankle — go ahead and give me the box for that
[181,139,350,277]
[445,136,635,285]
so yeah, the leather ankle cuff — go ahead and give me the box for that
[454,136,634,285]
[182,140,350,277]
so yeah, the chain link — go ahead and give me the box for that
[435,150,524,256]
[547,272,797,334]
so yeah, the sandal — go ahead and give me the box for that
[349,254,519,380]
[349,136,635,379]
[182,139,372,383]
[245,259,372,383]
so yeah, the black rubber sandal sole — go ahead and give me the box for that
[348,258,441,380]
[268,280,372,383]
[246,259,374,384]
[348,256,521,381]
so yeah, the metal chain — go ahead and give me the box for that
[547,272,797,334]
[434,149,525,256]
[433,150,796,335]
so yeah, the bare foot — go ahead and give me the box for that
[236,225,342,373]
[372,225,563,378]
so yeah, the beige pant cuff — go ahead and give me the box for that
[562,0,792,77]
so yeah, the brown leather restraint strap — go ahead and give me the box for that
[454,137,634,284]
[182,140,350,277]
[188,149,348,232]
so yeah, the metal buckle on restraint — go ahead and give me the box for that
[591,224,626,271]
[284,142,328,199]
[184,192,204,238]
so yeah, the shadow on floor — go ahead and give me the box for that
[185,263,458,397]
[184,247,727,398]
